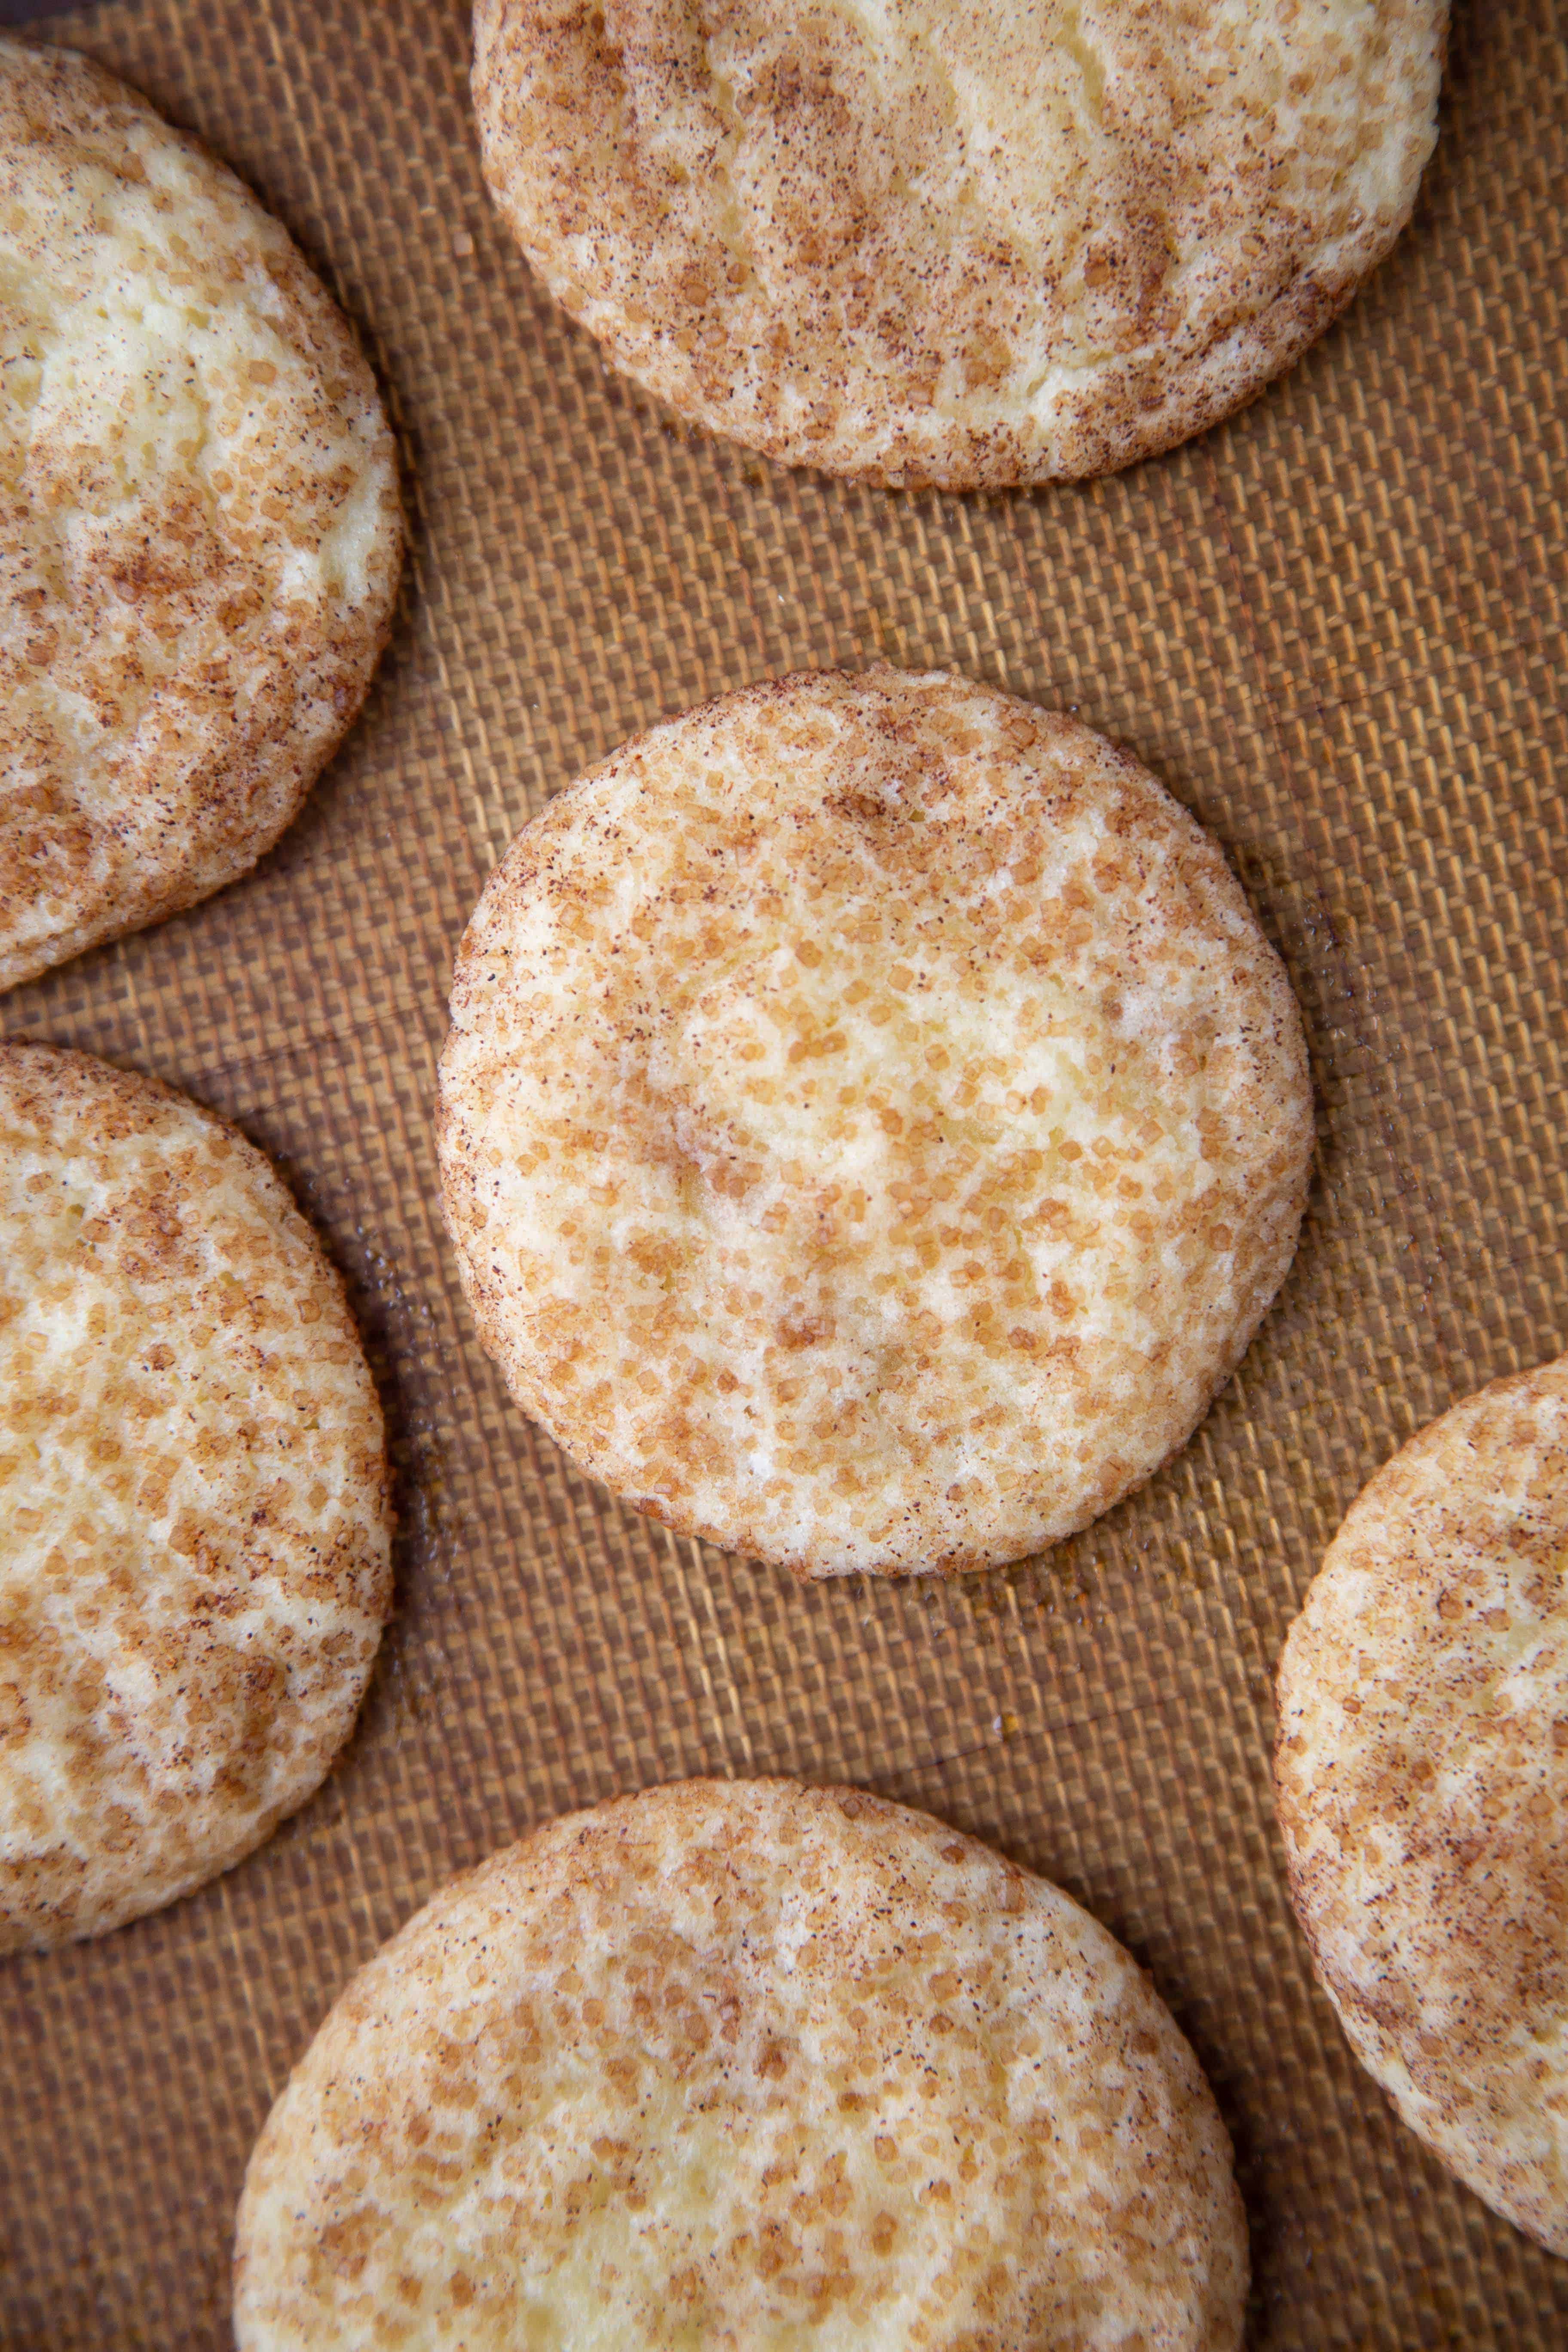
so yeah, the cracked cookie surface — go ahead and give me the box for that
[236,1777,1247,2351]
[0,39,401,991]
[474,0,1446,487]
[0,1043,391,1950]
[438,666,1312,1577]
[1276,1357,1568,2254]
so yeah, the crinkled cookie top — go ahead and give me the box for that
[1276,1355,1568,2254]
[0,1043,391,1950]
[474,0,1446,486]
[438,666,1311,1576]
[0,39,401,990]
[236,1777,1247,2350]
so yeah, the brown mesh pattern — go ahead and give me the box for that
[1,2,1565,2345]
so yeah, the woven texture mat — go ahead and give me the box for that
[2,1,1565,2344]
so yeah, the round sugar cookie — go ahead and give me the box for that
[0,40,401,993]
[235,1776,1248,2350]
[473,0,1446,490]
[438,665,1313,1578]
[0,1043,391,1951]
[1275,1357,1568,2253]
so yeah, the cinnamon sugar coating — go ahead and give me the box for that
[0,1044,391,1950]
[438,667,1312,1577]
[236,1778,1247,2350]
[1276,1357,1568,2255]
[474,0,1445,488]
[0,40,401,991]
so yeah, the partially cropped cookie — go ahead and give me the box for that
[439,666,1312,1578]
[0,1044,391,1950]
[236,1777,1247,2349]
[1275,1358,1568,2254]
[474,0,1446,489]
[0,40,401,992]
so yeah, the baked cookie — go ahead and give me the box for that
[438,665,1312,1577]
[473,0,1447,488]
[235,1777,1247,2349]
[1275,1357,1568,2253]
[0,1043,391,1950]
[0,39,402,993]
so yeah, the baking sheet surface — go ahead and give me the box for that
[1,2,1566,2345]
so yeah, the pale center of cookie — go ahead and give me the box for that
[612,894,1239,1530]
[661,930,1217,1362]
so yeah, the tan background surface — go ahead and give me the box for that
[1,1,1565,2343]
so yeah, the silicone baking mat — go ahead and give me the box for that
[2,1,1565,2344]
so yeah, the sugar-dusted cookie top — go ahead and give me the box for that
[236,1776,1247,2349]
[475,0,1446,487]
[1277,1355,1568,2253]
[0,1042,391,1949]
[0,40,401,991]
[439,666,1312,1576]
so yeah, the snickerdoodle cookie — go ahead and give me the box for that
[0,40,401,991]
[474,0,1446,487]
[236,1777,1247,2349]
[0,1042,390,1949]
[438,666,1311,1576]
[1277,1356,1568,2254]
